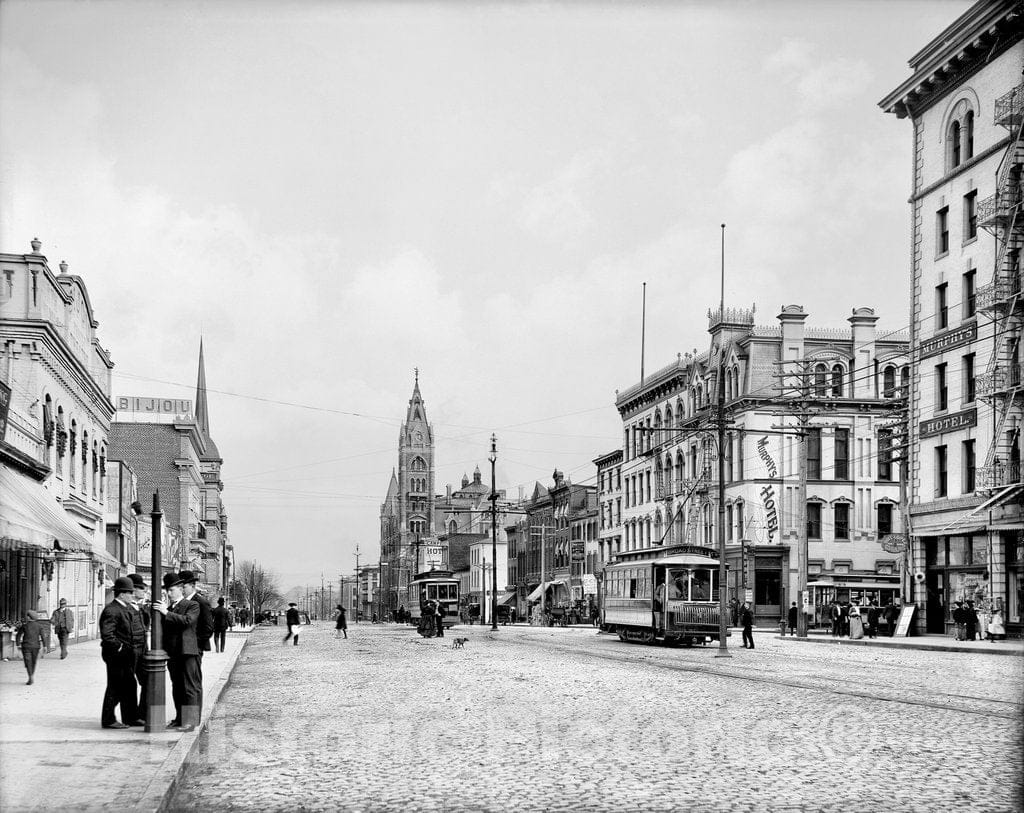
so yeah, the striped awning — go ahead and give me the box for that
[0,463,93,553]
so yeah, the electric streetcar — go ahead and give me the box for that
[406,568,460,630]
[601,544,725,645]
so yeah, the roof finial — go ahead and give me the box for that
[414,366,418,386]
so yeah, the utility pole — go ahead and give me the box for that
[489,433,499,632]
[321,572,325,621]
[481,556,487,626]
[715,223,731,658]
[354,544,360,624]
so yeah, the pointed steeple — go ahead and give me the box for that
[405,368,428,428]
[196,338,210,435]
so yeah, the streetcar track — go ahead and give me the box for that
[505,630,1023,720]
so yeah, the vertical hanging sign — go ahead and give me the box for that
[756,436,780,544]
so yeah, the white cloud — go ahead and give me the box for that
[517,148,608,240]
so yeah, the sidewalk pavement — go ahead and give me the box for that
[0,628,251,812]
[775,628,1024,655]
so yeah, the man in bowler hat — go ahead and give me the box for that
[128,573,151,713]
[99,576,147,729]
[179,570,212,716]
[153,572,202,732]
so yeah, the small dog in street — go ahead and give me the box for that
[451,637,469,649]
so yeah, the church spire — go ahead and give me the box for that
[406,368,427,427]
[196,337,210,434]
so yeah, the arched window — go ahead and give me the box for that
[675,451,684,486]
[69,420,77,486]
[675,398,684,427]
[831,364,844,398]
[653,410,662,447]
[882,366,897,398]
[814,364,828,397]
[950,120,961,167]
[653,511,663,546]
[81,429,89,494]
[900,366,910,397]
[55,406,66,476]
[664,404,673,436]
[965,111,974,160]
[411,456,426,471]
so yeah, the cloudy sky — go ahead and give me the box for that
[1,0,966,592]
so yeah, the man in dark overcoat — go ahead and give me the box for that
[99,576,147,729]
[128,573,151,713]
[153,572,202,731]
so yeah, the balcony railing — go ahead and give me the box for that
[994,83,1024,128]
[976,269,1023,312]
[977,462,1022,491]
[977,191,1021,231]
[977,363,1023,398]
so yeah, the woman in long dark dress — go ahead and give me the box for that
[334,604,348,639]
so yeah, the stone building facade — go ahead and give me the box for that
[0,239,118,641]
[881,0,1023,635]
[613,304,909,626]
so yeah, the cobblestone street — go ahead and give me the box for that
[169,624,1023,812]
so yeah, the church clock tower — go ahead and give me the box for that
[397,370,435,575]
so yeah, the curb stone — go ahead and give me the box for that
[777,634,1022,656]
[132,634,251,812]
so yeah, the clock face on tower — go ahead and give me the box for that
[415,431,423,443]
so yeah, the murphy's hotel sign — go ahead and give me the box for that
[920,408,977,439]
[919,322,977,360]
[115,396,193,423]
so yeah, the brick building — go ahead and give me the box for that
[108,342,229,595]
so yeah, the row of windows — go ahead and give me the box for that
[624,367,909,462]
[41,393,107,503]
[932,435,1021,498]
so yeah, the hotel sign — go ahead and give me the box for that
[919,408,977,438]
[919,322,977,360]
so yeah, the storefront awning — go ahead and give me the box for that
[0,464,92,553]
[525,580,567,602]
[497,592,516,605]
[911,484,1024,536]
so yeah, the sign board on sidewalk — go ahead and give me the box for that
[895,604,916,637]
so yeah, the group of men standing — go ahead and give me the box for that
[99,569,214,732]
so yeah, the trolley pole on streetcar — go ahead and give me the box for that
[715,225,731,658]
[489,434,499,632]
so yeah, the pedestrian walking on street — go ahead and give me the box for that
[99,576,146,729]
[740,603,754,649]
[153,571,202,732]
[212,598,231,653]
[839,602,851,637]
[335,604,347,639]
[434,599,445,638]
[787,602,798,636]
[866,601,880,639]
[829,601,841,637]
[50,598,73,659]
[284,603,301,645]
[15,610,46,685]
[965,600,979,641]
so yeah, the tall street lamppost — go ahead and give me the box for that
[489,434,499,632]
[143,491,168,733]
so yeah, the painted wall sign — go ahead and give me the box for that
[919,322,977,360]
[919,408,977,438]
[756,436,780,544]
